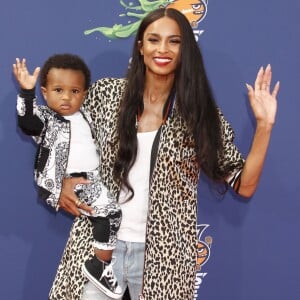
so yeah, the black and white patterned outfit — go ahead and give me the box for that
[17,90,121,251]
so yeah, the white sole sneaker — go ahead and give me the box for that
[82,264,122,299]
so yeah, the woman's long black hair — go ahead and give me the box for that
[114,8,231,199]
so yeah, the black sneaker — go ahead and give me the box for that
[82,256,122,299]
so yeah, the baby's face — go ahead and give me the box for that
[41,68,87,116]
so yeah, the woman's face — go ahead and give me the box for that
[140,16,181,78]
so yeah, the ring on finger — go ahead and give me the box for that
[75,199,81,207]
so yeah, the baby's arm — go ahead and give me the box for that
[13,58,44,137]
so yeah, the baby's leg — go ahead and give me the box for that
[82,211,122,299]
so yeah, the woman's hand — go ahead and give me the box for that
[12,58,40,90]
[246,64,280,127]
[58,177,94,217]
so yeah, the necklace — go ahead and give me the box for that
[135,92,175,129]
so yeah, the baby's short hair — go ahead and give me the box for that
[40,53,91,90]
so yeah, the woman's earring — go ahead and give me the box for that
[138,40,143,55]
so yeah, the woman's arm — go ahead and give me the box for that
[238,64,280,197]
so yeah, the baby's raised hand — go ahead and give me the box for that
[13,58,40,90]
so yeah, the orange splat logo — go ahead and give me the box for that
[167,0,208,28]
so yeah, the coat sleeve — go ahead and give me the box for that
[17,88,44,137]
[217,110,245,189]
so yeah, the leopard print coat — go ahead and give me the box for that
[49,78,244,300]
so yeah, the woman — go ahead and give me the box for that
[49,7,279,300]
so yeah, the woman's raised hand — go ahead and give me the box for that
[246,64,280,127]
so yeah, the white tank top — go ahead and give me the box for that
[117,129,158,242]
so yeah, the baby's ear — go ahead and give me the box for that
[41,87,47,99]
